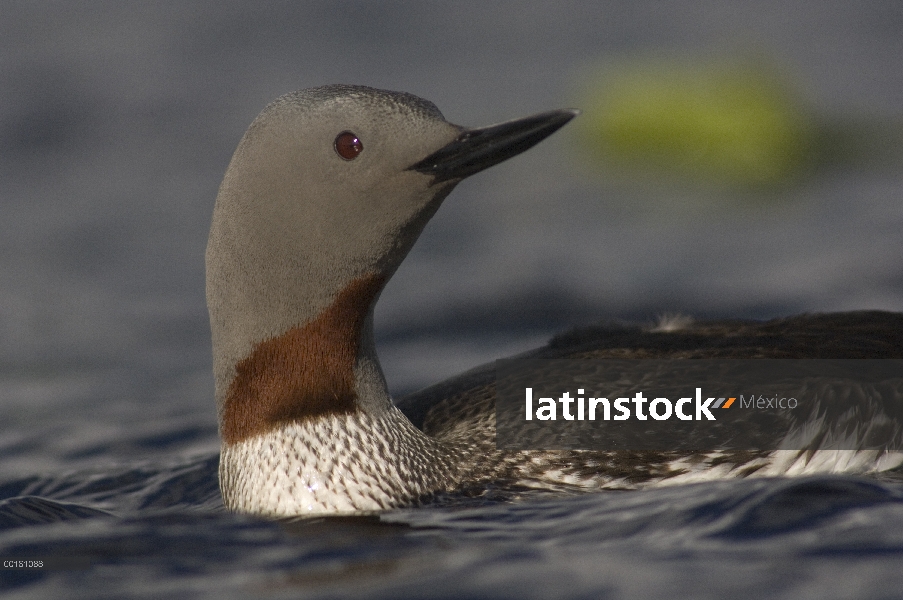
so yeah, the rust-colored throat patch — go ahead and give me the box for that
[220,274,385,445]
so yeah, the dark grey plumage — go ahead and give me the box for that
[397,311,903,488]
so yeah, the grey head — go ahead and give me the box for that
[207,84,577,446]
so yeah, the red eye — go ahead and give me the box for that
[334,131,363,160]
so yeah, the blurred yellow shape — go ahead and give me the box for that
[579,58,814,188]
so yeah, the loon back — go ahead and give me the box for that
[396,311,903,489]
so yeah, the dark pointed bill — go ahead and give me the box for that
[408,109,579,184]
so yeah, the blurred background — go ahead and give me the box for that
[1,1,902,474]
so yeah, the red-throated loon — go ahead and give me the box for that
[207,85,903,516]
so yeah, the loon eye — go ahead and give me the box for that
[334,131,363,160]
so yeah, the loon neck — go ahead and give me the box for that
[219,273,390,445]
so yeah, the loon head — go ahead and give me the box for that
[206,85,577,514]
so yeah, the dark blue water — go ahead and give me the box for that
[3,456,903,599]
[2,2,903,598]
